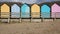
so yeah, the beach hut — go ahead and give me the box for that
[21,4,30,18]
[31,4,40,18]
[51,3,60,18]
[11,4,20,18]
[41,4,50,18]
[1,4,10,18]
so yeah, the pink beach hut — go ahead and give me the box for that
[51,3,60,18]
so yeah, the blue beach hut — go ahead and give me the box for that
[41,4,50,18]
[21,4,30,18]
[11,4,20,18]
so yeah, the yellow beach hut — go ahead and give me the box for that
[31,4,40,18]
[1,4,10,18]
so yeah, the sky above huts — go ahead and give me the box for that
[0,0,60,4]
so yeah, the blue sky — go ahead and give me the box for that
[0,0,60,4]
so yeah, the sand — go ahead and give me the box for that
[0,19,60,34]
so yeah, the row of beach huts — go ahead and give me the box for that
[0,2,60,23]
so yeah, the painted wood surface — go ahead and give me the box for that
[41,4,50,18]
[11,4,20,18]
[51,3,60,18]
[1,4,10,18]
[31,4,40,18]
[21,4,30,18]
